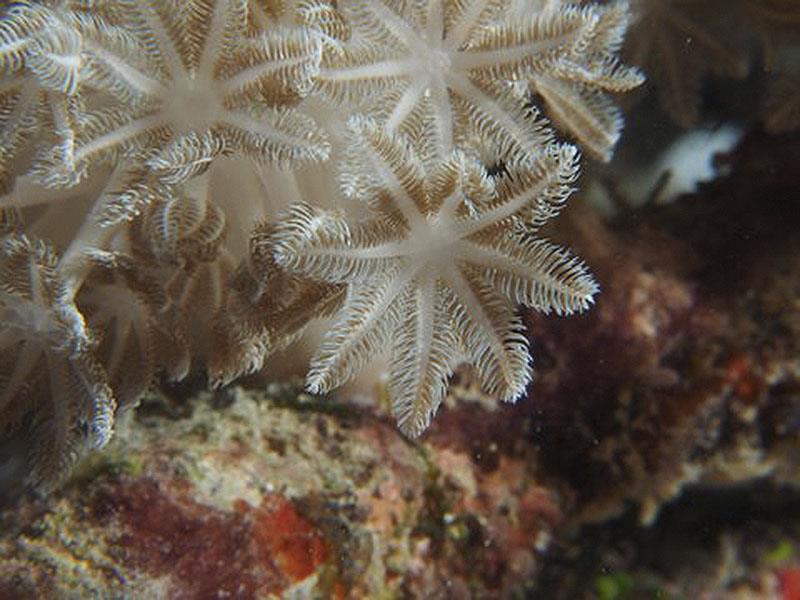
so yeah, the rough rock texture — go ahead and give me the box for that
[523,127,800,598]
[528,128,800,527]
[0,384,558,599]
[537,483,800,599]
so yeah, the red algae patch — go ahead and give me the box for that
[236,496,327,583]
[92,477,328,599]
[780,567,800,600]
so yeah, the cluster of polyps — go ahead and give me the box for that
[0,0,640,487]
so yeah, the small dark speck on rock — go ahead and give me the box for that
[211,387,237,409]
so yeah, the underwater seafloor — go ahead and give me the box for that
[1,3,800,600]
[1,108,798,600]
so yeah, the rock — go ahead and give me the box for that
[0,383,559,598]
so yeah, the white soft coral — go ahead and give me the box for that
[0,234,115,487]
[273,118,597,435]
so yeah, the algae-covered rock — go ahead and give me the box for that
[0,384,558,598]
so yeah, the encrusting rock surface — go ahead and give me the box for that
[0,382,559,599]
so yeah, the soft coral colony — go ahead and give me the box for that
[0,0,642,487]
